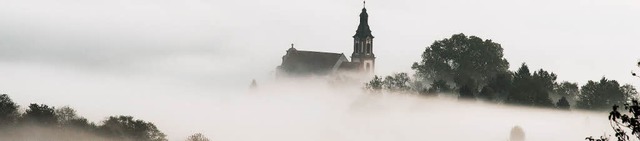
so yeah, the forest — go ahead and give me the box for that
[0,94,211,141]
[366,33,638,111]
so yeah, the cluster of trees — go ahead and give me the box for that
[0,94,169,141]
[585,61,640,141]
[367,33,637,110]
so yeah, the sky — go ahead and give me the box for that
[0,0,639,140]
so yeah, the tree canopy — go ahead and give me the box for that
[412,33,509,88]
[0,94,19,127]
[186,133,211,141]
[99,116,167,141]
[0,94,167,141]
[505,63,556,107]
[577,77,637,110]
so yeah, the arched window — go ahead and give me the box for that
[366,43,371,53]
[354,42,359,53]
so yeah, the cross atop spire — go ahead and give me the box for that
[363,1,366,8]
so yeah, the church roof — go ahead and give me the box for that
[338,62,361,71]
[279,49,346,76]
[354,8,373,38]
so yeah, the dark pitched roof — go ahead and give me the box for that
[354,8,373,38]
[279,49,346,76]
[338,62,361,71]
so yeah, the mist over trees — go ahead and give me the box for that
[367,33,638,111]
[0,94,168,141]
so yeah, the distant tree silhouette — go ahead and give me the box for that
[186,133,211,141]
[0,94,168,140]
[552,81,580,106]
[556,96,570,110]
[576,77,636,110]
[99,115,167,141]
[412,33,509,93]
[55,106,77,124]
[0,94,19,127]
[24,103,57,126]
[586,61,640,141]
[506,63,555,107]
[54,106,97,131]
[382,73,412,92]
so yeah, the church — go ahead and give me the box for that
[276,5,376,78]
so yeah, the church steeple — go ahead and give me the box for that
[354,2,373,38]
[351,1,375,74]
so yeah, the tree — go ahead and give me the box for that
[478,86,495,101]
[24,103,57,126]
[556,96,570,110]
[365,75,383,92]
[486,71,513,100]
[382,73,411,92]
[552,81,580,106]
[458,83,476,99]
[55,106,78,125]
[586,61,640,141]
[54,106,96,131]
[0,94,19,127]
[426,79,451,94]
[412,33,509,91]
[506,63,555,107]
[577,77,635,110]
[621,84,638,100]
[186,133,211,141]
[98,115,167,141]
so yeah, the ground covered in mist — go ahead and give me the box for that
[196,79,611,141]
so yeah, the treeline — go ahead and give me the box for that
[0,94,167,141]
[366,33,638,111]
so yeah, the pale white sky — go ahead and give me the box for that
[0,0,639,140]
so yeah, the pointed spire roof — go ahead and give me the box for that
[354,2,373,38]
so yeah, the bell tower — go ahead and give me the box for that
[351,2,375,74]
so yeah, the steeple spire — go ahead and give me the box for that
[354,2,373,38]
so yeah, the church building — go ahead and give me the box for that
[276,5,376,78]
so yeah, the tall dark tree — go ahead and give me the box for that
[486,71,513,100]
[0,94,19,127]
[412,33,509,90]
[506,63,555,107]
[99,115,167,141]
[24,103,57,126]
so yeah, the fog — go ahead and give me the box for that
[0,64,613,140]
[0,0,637,140]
